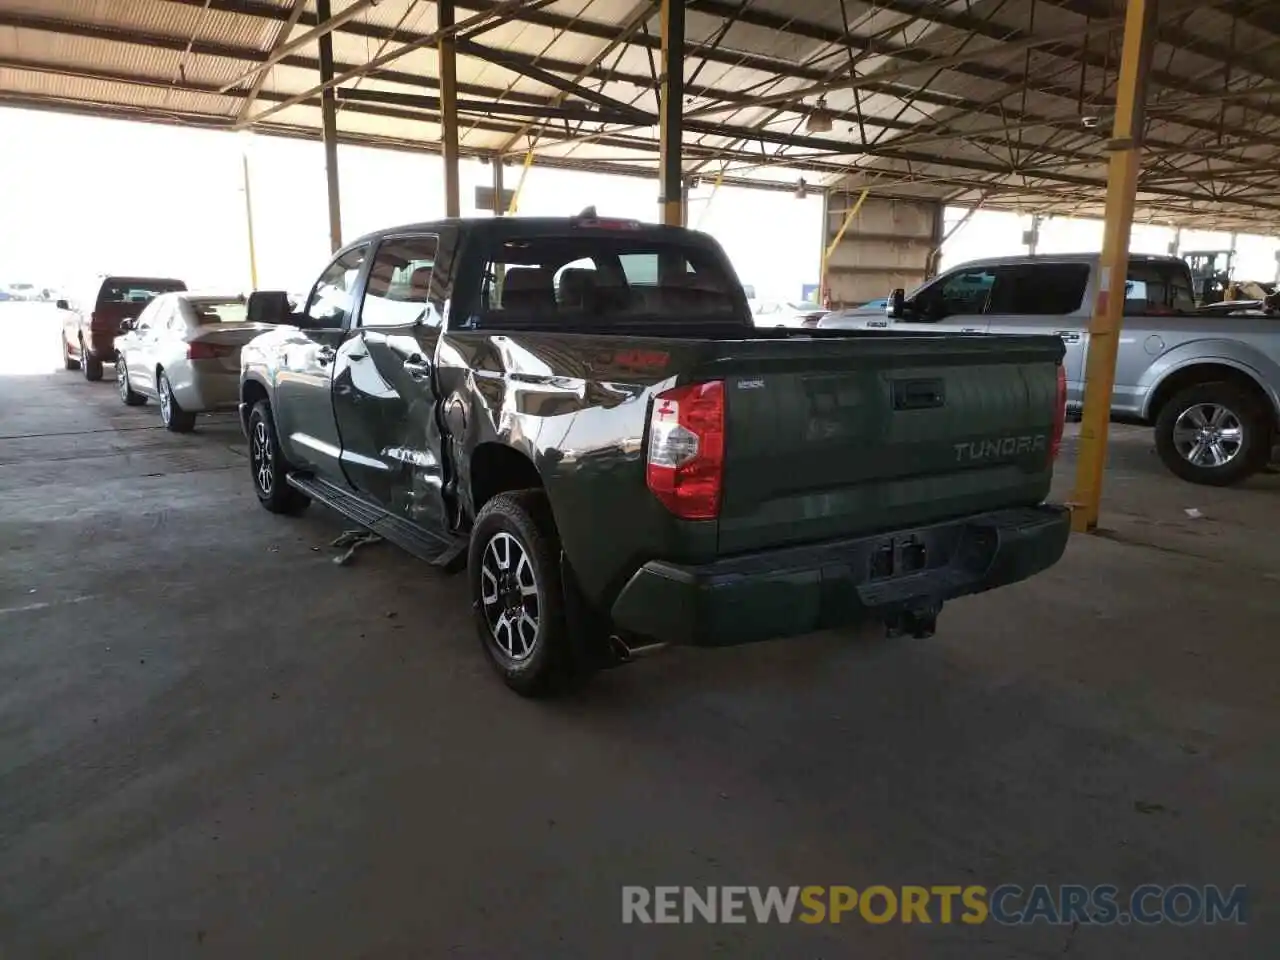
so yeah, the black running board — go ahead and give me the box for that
[287,473,467,572]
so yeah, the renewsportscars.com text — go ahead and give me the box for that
[622,884,1248,926]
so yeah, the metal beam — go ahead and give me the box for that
[218,0,380,93]
[337,87,638,124]
[1072,0,1158,534]
[658,0,685,226]
[18,2,1244,173]
[153,0,1277,151]
[440,0,461,219]
[237,0,553,129]
[237,0,307,123]
[317,0,342,252]
[457,39,654,123]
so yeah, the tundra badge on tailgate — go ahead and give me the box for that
[955,435,1047,463]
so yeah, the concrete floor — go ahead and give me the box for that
[1,305,1276,958]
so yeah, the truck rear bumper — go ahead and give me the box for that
[609,504,1070,647]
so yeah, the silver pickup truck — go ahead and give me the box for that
[820,253,1280,487]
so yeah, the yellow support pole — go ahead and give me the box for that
[507,149,534,215]
[820,188,869,305]
[1071,0,1157,533]
[241,148,259,290]
[692,167,725,231]
[438,0,461,219]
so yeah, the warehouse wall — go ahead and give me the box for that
[822,195,943,308]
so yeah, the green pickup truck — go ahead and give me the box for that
[239,214,1071,696]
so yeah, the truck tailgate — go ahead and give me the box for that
[695,333,1065,555]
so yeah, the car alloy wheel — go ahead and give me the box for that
[251,418,274,496]
[1172,402,1244,468]
[159,376,172,425]
[479,531,540,661]
[117,360,129,403]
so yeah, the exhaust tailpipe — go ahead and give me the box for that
[608,635,669,664]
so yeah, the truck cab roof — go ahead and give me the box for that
[346,216,717,250]
[944,252,1187,271]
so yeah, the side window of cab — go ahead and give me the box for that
[910,268,998,321]
[305,245,370,328]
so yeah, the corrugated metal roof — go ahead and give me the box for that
[1,0,1279,230]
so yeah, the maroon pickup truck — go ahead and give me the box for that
[59,275,187,381]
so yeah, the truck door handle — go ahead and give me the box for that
[892,378,945,410]
[403,361,431,380]
[346,349,368,360]
[317,346,336,365]
[1055,331,1082,343]
[961,327,982,333]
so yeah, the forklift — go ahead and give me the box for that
[1181,249,1234,306]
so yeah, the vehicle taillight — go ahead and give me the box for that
[188,342,232,360]
[646,380,725,520]
[1050,363,1067,462]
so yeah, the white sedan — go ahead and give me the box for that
[114,293,270,432]
[750,299,829,328]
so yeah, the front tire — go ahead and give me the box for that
[1155,381,1270,487]
[62,335,80,371]
[468,490,584,698]
[116,358,147,406]
[81,339,103,381]
[157,370,196,433]
[247,399,310,515]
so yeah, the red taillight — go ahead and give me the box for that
[646,380,725,520]
[188,342,232,360]
[1050,363,1067,461]
[577,217,642,230]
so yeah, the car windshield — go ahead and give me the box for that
[100,278,186,303]
[474,234,742,328]
[185,299,248,325]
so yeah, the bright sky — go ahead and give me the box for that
[941,208,1280,279]
[3,106,1277,299]
[0,107,823,300]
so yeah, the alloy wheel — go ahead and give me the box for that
[1172,403,1244,468]
[159,376,172,424]
[251,419,274,495]
[479,531,540,661]
[117,360,129,402]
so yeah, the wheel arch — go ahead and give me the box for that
[240,376,270,433]
[469,443,545,523]
[1144,359,1278,427]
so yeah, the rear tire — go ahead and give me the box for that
[157,370,196,432]
[116,358,147,406]
[1155,381,1270,487]
[468,490,588,698]
[247,399,310,515]
[81,339,103,381]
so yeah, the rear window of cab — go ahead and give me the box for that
[99,278,187,303]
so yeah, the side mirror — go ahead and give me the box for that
[55,299,70,310]
[247,290,292,325]
[118,319,134,334]
[888,288,906,319]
